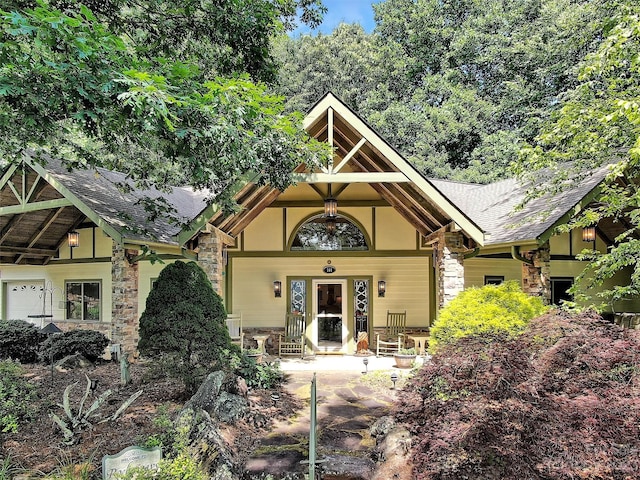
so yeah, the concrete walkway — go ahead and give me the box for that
[244,355,426,479]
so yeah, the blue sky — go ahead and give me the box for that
[290,0,380,36]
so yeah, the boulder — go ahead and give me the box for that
[55,353,92,370]
[320,454,376,480]
[178,371,251,478]
[184,371,248,424]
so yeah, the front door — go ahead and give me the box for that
[312,279,347,353]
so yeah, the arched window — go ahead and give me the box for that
[290,214,369,251]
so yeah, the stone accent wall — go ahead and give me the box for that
[435,231,466,308]
[111,243,139,356]
[197,231,224,295]
[521,243,551,304]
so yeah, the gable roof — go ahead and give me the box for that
[0,153,209,264]
[430,165,610,246]
[0,93,614,264]
[38,155,208,245]
[301,92,488,245]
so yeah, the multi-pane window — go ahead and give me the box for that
[290,215,368,251]
[66,281,101,321]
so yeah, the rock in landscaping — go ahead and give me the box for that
[320,454,376,479]
[55,353,92,370]
[184,371,248,424]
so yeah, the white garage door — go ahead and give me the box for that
[4,281,45,324]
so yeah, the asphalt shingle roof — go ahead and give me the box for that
[43,156,209,245]
[429,165,610,245]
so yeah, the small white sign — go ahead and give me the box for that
[102,446,162,479]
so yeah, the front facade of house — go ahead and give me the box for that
[1,94,638,356]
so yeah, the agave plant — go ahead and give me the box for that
[51,374,142,445]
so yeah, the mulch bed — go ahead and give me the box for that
[1,361,302,477]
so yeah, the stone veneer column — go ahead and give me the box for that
[521,242,551,304]
[111,242,139,356]
[197,230,224,295]
[436,231,466,308]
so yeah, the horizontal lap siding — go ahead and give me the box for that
[1,263,112,327]
[230,256,431,329]
[464,258,522,288]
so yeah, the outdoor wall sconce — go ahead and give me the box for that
[68,231,80,248]
[378,280,386,297]
[582,226,596,242]
[273,281,282,298]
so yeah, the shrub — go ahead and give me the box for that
[429,281,547,352]
[39,329,109,363]
[138,261,236,394]
[0,319,46,363]
[232,351,283,389]
[396,310,640,479]
[0,360,38,433]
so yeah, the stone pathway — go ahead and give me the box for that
[244,363,409,480]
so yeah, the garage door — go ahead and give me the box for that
[4,281,45,324]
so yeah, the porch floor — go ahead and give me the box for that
[277,353,429,372]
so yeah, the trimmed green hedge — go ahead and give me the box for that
[38,329,109,362]
[0,320,46,363]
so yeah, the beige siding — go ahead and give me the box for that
[57,227,113,260]
[375,207,416,250]
[551,260,640,312]
[229,255,431,329]
[464,258,523,288]
[138,260,178,318]
[549,230,607,256]
[243,209,284,251]
[0,263,112,329]
[286,207,322,243]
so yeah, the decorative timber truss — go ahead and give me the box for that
[0,162,84,265]
[202,93,487,248]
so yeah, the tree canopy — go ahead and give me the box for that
[275,0,617,183]
[0,0,331,221]
[517,7,640,305]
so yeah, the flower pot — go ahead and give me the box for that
[247,353,264,364]
[394,354,415,369]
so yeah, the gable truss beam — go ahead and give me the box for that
[1,245,58,256]
[229,188,282,237]
[216,185,273,232]
[349,155,445,231]
[14,206,67,264]
[294,172,409,183]
[0,198,73,215]
[0,215,21,243]
[333,137,367,173]
[369,182,434,237]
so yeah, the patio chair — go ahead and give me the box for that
[226,313,244,350]
[376,310,406,356]
[279,313,306,358]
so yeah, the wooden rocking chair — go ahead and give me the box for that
[279,313,306,358]
[226,313,244,350]
[376,310,407,356]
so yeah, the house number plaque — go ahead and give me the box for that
[323,265,336,274]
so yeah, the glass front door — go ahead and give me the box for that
[313,280,346,353]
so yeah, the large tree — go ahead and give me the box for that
[275,0,616,183]
[0,0,330,221]
[517,7,640,306]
